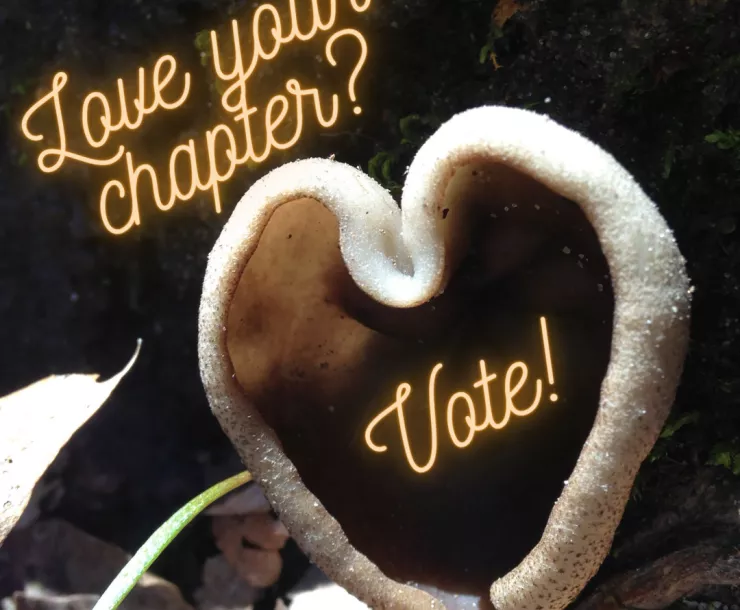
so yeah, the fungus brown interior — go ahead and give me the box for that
[226,163,615,604]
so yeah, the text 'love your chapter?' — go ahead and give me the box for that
[20,0,372,234]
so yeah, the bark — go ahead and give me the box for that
[575,543,740,610]
[574,468,740,609]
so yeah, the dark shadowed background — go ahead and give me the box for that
[1,0,739,607]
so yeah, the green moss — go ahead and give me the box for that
[705,128,740,153]
[194,29,212,66]
[366,113,441,198]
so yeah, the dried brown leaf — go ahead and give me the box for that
[212,516,287,588]
[194,554,259,610]
[7,591,100,610]
[204,483,272,517]
[1,518,192,610]
[0,341,141,545]
[493,0,525,28]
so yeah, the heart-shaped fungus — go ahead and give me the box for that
[199,107,691,610]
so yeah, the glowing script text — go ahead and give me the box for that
[364,317,558,474]
[20,0,371,235]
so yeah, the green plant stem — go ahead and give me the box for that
[93,470,253,610]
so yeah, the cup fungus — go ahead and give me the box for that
[198,106,691,610]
